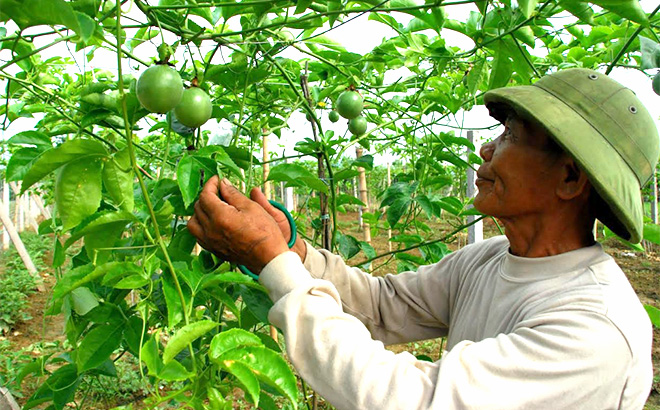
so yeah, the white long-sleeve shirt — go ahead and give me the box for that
[259,236,653,410]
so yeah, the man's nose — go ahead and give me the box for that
[480,141,495,161]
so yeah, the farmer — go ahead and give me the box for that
[188,68,659,409]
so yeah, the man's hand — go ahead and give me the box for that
[249,187,307,263]
[187,176,289,275]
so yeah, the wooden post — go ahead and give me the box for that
[387,162,392,252]
[2,182,9,250]
[354,177,362,229]
[466,131,483,245]
[31,194,52,220]
[0,197,45,291]
[356,147,371,244]
[0,387,21,410]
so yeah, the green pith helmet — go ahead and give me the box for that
[484,68,660,243]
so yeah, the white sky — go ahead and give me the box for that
[1,1,659,166]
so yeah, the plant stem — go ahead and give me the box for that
[0,34,75,71]
[605,3,660,75]
[113,1,195,369]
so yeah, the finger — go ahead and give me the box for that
[199,176,236,220]
[219,178,254,211]
[250,187,283,220]
[193,201,211,228]
[187,215,205,239]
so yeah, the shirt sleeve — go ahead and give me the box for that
[301,242,457,344]
[260,252,633,410]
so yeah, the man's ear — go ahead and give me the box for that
[556,155,590,201]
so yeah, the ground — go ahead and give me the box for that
[1,212,659,409]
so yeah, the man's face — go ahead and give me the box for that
[474,114,565,220]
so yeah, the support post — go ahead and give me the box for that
[387,162,392,252]
[2,182,9,250]
[0,197,44,291]
[466,131,483,245]
[356,147,371,244]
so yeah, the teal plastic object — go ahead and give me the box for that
[238,200,297,280]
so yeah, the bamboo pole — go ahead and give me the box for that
[387,162,392,252]
[0,197,45,291]
[356,147,371,244]
[31,194,52,220]
[2,182,9,250]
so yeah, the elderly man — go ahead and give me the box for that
[188,68,658,409]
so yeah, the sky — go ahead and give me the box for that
[1,1,659,166]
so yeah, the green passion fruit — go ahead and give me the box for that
[653,72,660,96]
[328,110,340,123]
[137,65,183,114]
[348,116,367,136]
[336,90,363,119]
[174,87,213,128]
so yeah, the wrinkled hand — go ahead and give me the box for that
[187,176,289,275]
[248,187,306,263]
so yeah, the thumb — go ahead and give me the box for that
[250,188,282,220]
[218,178,251,210]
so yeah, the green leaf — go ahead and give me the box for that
[24,363,79,410]
[102,148,135,212]
[488,47,513,90]
[518,0,538,18]
[64,210,136,249]
[353,154,374,170]
[218,360,261,405]
[644,304,660,328]
[216,346,298,405]
[158,359,194,381]
[209,328,264,362]
[77,324,124,372]
[162,272,190,328]
[0,0,97,41]
[267,163,328,193]
[177,155,218,207]
[52,262,138,301]
[140,335,161,376]
[333,168,360,181]
[467,58,486,96]
[163,320,218,364]
[55,157,103,230]
[589,0,648,25]
[336,232,361,259]
[387,197,412,228]
[7,130,52,148]
[6,147,42,182]
[335,193,365,207]
[70,287,98,316]
[558,0,595,25]
[643,223,660,245]
[415,195,435,218]
[114,275,149,289]
[239,286,273,325]
[21,139,108,192]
